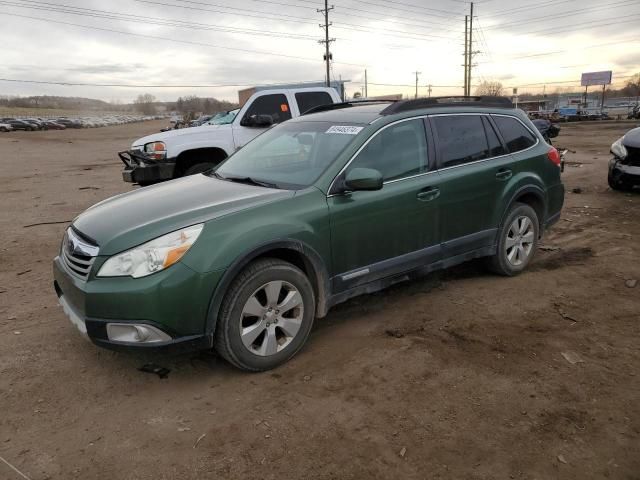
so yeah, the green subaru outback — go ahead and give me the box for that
[53,97,564,371]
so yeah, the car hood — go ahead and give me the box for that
[73,174,292,256]
[622,127,640,148]
[132,124,228,148]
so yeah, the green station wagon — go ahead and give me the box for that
[53,97,565,371]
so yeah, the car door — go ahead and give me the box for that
[232,93,292,150]
[327,118,441,292]
[430,114,512,257]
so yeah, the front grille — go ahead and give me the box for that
[625,146,640,166]
[60,229,98,279]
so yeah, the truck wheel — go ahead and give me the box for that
[214,258,316,371]
[184,163,214,176]
[487,202,539,276]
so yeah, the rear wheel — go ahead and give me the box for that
[214,258,316,371]
[487,202,539,276]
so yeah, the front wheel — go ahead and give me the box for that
[608,168,631,191]
[214,258,316,371]
[487,202,539,276]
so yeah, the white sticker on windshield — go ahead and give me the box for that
[326,125,364,135]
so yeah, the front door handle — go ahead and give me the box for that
[417,187,440,202]
[496,168,513,181]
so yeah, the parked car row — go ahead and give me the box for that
[0,114,167,132]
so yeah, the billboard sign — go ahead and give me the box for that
[581,71,612,87]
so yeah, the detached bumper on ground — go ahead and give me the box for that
[52,255,217,353]
[119,150,175,184]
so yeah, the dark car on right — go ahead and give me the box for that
[609,127,640,191]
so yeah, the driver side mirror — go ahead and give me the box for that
[240,114,274,128]
[344,168,383,192]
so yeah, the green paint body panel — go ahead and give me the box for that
[53,103,565,348]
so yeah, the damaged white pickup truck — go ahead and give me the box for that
[120,87,341,185]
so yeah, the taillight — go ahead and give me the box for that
[547,147,561,167]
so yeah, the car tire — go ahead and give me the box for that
[487,202,539,276]
[184,163,215,176]
[214,258,316,371]
[608,168,631,191]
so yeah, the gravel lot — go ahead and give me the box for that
[1,120,639,479]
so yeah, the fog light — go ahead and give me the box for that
[106,323,172,343]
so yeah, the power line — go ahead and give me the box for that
[0,11,367,66]
[0,78,256,88]
[138,0,458,41]
[483,0,638,30]
[519,14,640,36]
[0,0,321,41]
[344,0,463,18]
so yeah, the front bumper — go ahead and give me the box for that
[119,150,176,184]
[53,255,222,354]
[610,158,640,185]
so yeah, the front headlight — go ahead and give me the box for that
[611,136,628,159]
[97,224,203,278]
[143,141,167,160]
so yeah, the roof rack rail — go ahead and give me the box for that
[380,96,513,115]
[302,99,398,116]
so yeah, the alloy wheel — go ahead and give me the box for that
[505,216,535,266]
[239,280,304,356]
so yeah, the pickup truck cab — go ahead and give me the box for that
[120,87,341,185]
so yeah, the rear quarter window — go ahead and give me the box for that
[493,116,537,153]
[295,92,334,114]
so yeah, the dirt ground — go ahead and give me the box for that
[1,119,639,480]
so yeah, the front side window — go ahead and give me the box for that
[493,115,537,153]
[215,121,362,188]
[295,91,334,114]
[346,119,428,182]
[432,115,490,168]
[242,94,292,124]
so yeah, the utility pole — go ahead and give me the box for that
[413,71,421,99]
[467,2,474,96]
[428,84,433,97]
[318,0,335,88]
[464,15,468,96]
[364,69,368,98]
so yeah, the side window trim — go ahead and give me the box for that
[484,114,507,150]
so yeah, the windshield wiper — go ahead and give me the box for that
[216,174,279,189]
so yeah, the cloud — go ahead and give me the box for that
[0,0,637,101]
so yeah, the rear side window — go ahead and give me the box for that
[432,115,490,168]
[493,116,537,153]
[295,91,333,114]
[243,94,292,124]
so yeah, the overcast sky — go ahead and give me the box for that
[1,0,638,103]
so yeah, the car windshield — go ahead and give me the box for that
[208,109,239,125]
[214,121,364,189]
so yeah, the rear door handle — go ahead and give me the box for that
[417,187,440,202]
[496,168,512,180]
